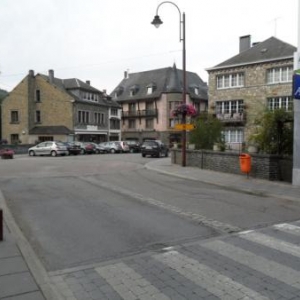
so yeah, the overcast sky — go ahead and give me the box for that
[0,0,298,93]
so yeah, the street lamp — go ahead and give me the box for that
[151,1,187,167]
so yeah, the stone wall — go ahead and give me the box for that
[171,149,292,182]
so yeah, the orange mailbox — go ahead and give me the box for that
[239,153,251,174]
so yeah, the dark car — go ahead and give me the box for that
[63,142,81,155]
[126,140,141,153]
[141,140,169,158]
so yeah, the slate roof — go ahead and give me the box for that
[29,126,74,135]
[208,37,296,70]
[38,73,120,108]
[110,64,208,102]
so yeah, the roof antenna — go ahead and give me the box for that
[272,16,281,37]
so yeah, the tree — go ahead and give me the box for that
[189,113,224,150]
[249,109,293,155]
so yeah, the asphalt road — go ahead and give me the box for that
[1,153,300,273]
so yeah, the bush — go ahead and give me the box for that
[249,109,293,155]
[190,113,224,150]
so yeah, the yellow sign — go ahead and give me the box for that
[174,124,196,130]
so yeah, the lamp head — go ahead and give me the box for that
[151,15,163,28]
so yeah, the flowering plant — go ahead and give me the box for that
[172,103,197,117]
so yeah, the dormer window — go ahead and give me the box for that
[194,87,199,95]
[147,86,153,95]
[146,83,156,95]
[129,85,139,97]
[114,86,124,98]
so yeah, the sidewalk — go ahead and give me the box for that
[146,158,300,202]
[0,221,45,300]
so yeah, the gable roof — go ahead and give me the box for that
[38,72,120,108]
[110,64,208,102]
[208,37,296,71]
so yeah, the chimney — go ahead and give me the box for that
[28,70,34,77]
[48,69,54,84]
[86,80,90,85]
[239,35,251,53]
[124,71,129,79]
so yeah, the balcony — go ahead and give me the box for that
[216,112,245,123]
[122,109,158,118]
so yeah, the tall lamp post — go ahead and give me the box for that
[151,1,187,167]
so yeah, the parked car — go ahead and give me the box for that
[74,142,96,154]
[90,143,107,154]
[140,140,169,158]
[0,148,14,159]
[118,141,130,153]
[28,141,68,157]
[62,142,81,155]
[126,140,141,153]
[99,141,123,153]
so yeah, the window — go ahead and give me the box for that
[10,134,19,144]
[35,110,41,123]
[78,110,90,123]
[94,112,105,125]
[146,102,154,110]
[36,90,41,102]
[128,103,136,112]
[128,119,136,129]
[267,66,293,84]
[216,100,244,114]
[223,129,244,143]
[129,85,139,96]
[146,119,154,129]
[267,96,293,111]
[111,108,118,116]
[10,110,19,123]
[216,73,244,89]
[147,86,153,95]
[110,119,120,130]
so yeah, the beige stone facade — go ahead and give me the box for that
[207,36,295,151]
[1,70,121,145]
[2,73,74,144]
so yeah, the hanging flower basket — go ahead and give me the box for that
[172,103,197,117]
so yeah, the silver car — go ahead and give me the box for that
[28,141,68,157]
[99,141,123,153]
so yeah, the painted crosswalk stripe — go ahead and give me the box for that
[238,231,300,258]
[274,223,300,236]
[203,240,300,289]
[96,262,171,300]
[154,250,269,300]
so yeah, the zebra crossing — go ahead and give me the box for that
[51,220,300,300]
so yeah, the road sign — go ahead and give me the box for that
[293,73,300,100]
[174,124,196,130]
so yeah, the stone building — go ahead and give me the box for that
[110,64,208,145]
[207,35,296,151]
[1,70,121,144]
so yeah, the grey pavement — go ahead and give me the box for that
[1,157,300,300]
